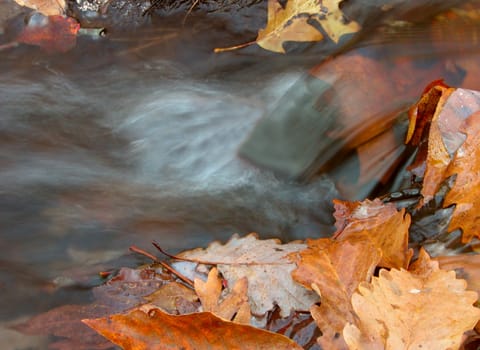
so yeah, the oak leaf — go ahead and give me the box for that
[406,85,480,205]
[291,235,381,350]
[343,249,480,349]
[194,267,251,324]
[144,281,199,314]
[332,199,413,269]
[443,111,480,242]
[83,304,304,350]
[178,233,318,317]
[215,0,359,53]
[436,253,480,296]
[256,0,324,53]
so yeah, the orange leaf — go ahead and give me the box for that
[194,267,251,323]
[332,199,413,269]
[291,236,381,350]
[443,111,480,242]
[436,254,480,296]
[344,249,480,349]
[406,86,480,205]
[83,304,303,350]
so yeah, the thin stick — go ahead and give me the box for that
[129,245,194,287]
[213,40,255,53]
[182,0,199,26]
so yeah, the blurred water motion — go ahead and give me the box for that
[0,3,479,348]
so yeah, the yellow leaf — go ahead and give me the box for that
[256,0,324,53]
[215,0,360,53]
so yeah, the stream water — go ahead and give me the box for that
[1,4,479,349]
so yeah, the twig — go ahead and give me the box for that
[129,245,194,287]
[182,0,199,26]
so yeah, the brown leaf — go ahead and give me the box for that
[15,15,79,53]
[443,111,480,242]
[436,253,480,296]
[215,0,359,53]
[83,304,303,350]
[194,267,251,323]
[343,250,480,349]
[291,235,381,350]
[179,233,318,317]
[332,199,413,269]
[144,282,198,314]
[14,267,167,350]
[406,86,480,205]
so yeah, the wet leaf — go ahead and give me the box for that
[215,0,359,53]
[144,281,199,314]
[15,268,167,350]
[343,249,480,349]
[406,85,480,205]
[332,199,413,269]
[179,233,318,317]
[256,0,325,53]
[194,267,251,324]
[14,0,65,16]
[15,15,80,53]
[83,304,303,350]
[443,111,480,242]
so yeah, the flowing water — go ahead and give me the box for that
[0,4,479,349]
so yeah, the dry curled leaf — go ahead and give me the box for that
[343,249,480,350]
[83,304,304,350]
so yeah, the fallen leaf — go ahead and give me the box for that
[14,0,65,16]
[83,304,304,350]
[314,0,360,43]
[144,281,198,314]
[343,249,480,349]
[443,111,480,242]
[291,235,381,350]
[332,199,413,269]
[256,0,324,53]
[178,233,318,317]
[215,0,359,53]
[406,85,480,205]
[436,254,480,296]
[15,15,80,53]
[15,267,167,350]
[194,267,251,324]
